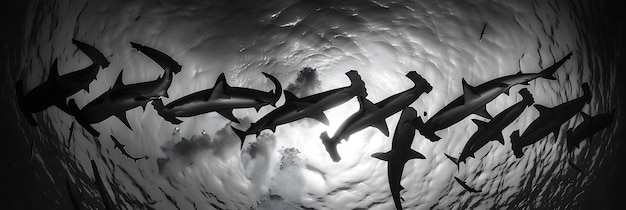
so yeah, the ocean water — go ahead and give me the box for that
[1,0,624,209]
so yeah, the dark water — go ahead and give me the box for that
[1,0,625,209]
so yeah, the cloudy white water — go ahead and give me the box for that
[1,0,624,209]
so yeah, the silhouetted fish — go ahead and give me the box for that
[152,72,281,124]
[566,110,615,150]
[479,21,488,41]
[232,70,367,148]
[321,71,432,162]
[91,160,115,210]
[511,83,591,158]
[415,52,572,142]
[16,40,109,126]
[110,135,147,162]
[454,177,481,193]
[371,107,426,210]
[457,88,534,165]
[67,42,181,137]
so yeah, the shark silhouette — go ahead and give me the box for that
[454,177,481,193]
[152,71,282,124]
[67,42,182,137]
[110,135,148,161]
[15,39,109,126]
[90,160,115,210]
[414,52,572,142]
[511,83,592,158]
[232,70,367,148]
[566,110,615,151]
[371,107,426,210]
[320,71,432,162]
[456,88,534,166]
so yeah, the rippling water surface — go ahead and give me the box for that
[1,0,625,209]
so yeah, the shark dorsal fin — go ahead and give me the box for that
[358,96,379,113]
[49,58,59,82]
[471,119,489,129]
[113,70,125,88]
[283,91,300,104]
[474,105,493,119]
[209,74,230,101]
[462,79,479,103]
[371,151,392,161]
[534,104,553,117]
[407,149,426,160]
[580,112,591,121]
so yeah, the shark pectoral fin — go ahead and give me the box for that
[552,128,560,141]
[217,109,239,123]
[471,119,488,129]
[254,104,263,112]
[115,112,133,131]
[372,120,390,136]
[496,132,505,145]
[310,112,330,125]
[371,151,391,161]
[293,101,314,111]
[461,79,479,103]
[474,106,492,119]
[408,149,426,160]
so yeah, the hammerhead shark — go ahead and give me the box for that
[566,110,615,151]
[455,88,534,166]
[414,52,572,142]
[371,107,426,210]
[320,71,432,162]
[511,83,592,158]
[231,70,367,147]
[90,160,115,210]
[152,71,282,124]
[67,42,182,137]
[16,39,110,126]
[110,135,148,161]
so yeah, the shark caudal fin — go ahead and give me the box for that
[231,126,247,149]
[413,117,441,142]
[320,132,341,162]
[72,39,110,68]
[151,99,183,124]
[262,72,282,107]
[67,99,100,137]
[406,71,433,93]
[346,70,368,98]
[518,88,534,105]
[510,130,523,158]
[130,41,182,75]
[15,80,38,126]
[539,51,573,80]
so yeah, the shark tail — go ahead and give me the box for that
[539,51,573,80]
[320,131,341,162]
[346,70,368,97]
[413,117,441,142]
[231,126,247,149]
[510,130,523,158]
[67,99,100,137]
[262,72,282,107]
[405,71,433,93]
[518,88,534,105]
[15,80,38,126]
[151,99,183,124]
[72,39,110,68]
